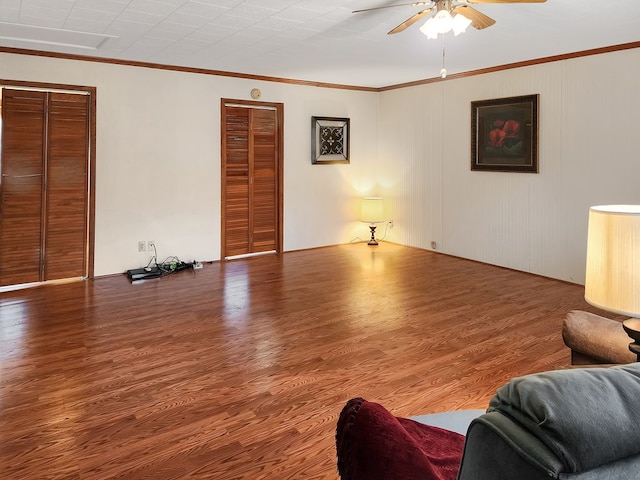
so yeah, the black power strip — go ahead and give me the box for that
[127,266,163,280]
[159,261,195,273]
[127,261,202,281]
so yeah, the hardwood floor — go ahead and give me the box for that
[0,243,600,479]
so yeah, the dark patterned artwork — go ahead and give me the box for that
[471,94,539,173]
[311,117,350,164]
[320,126,344,155]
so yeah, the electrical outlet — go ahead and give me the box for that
[389,220,394,229]
[431,241,437,250]
[138,240,146,252]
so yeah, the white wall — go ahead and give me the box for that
[1,53,379,276]
[3,47,639,283]
[378,48,640,284]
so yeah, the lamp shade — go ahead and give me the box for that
[361,197,384,224]
[585,205,640,317]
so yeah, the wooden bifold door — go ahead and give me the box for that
[221,100,283,258]
[0,88,90,287]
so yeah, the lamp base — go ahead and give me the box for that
[368,225,378,246]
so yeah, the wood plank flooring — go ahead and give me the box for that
[0,243,603,479]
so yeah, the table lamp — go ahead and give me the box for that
[361,197,384,246]
[585,205,640,360]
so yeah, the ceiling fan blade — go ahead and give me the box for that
[453,5,495,30]
[352,2,431,13]
[464,0,545,3]
[387,8,434,34]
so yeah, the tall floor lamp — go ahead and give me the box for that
[361,197,384,246]
[585,205,640,360]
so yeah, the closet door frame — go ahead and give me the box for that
[220,98,284,259]
[1,79,96,280]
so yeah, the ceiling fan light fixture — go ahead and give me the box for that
[434,9,453,33]
[451,13,472,36]
[419,17,440,39]
[419,7,471,39]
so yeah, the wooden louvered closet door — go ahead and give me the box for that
[0,89,89,287]
[222,102,282,258]
[44,93,89,280]
[0,90,46,285]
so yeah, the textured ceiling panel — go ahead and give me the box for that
[174,2,227,19]
[0,21,115,49]
[74,0,127,13]
[0,0,639,88]
[275,6,326,23]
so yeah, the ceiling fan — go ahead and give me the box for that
[353,0,546,36]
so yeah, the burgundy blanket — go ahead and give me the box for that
[336,398,464,480]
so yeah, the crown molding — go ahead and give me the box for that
[2,41,639,93]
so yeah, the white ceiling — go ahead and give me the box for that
[0,0,639,88]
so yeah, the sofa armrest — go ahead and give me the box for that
[487,364,640,473]
[458,411,562,480]
[460,410,640,480]
[562,310,635,364]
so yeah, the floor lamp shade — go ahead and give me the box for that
[361,197,384,224]
[585,205,640,317]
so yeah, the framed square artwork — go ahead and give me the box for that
[471,94,539,173]
[311,116,350,164]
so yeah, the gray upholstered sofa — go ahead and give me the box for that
[456,363,640,479]
[337,363,640,479]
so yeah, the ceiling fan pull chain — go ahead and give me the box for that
[441,35,447,78]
